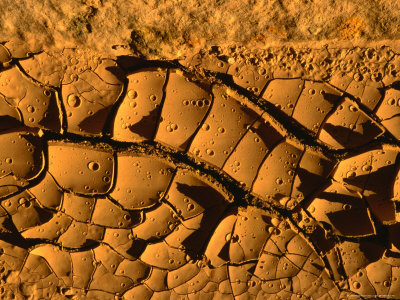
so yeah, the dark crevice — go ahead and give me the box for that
[39,129,252,210]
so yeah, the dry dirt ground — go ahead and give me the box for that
[2,0,400,58]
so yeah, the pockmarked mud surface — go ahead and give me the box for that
[1,42,400,299]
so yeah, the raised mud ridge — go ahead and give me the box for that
[1,41,400,299]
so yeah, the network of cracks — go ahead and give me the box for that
[1,41,400,299]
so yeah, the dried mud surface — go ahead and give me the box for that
[2,41,400,300]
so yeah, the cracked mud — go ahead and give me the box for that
[1,42,400,299]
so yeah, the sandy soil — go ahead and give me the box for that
[2,0,400,58]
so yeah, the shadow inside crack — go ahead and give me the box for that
[322,121,381,148]
[128,108,159,139]
[78,107,111,134]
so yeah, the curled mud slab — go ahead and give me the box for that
[2,43,400,299]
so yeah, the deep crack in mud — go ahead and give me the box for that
[1,42,400,299]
